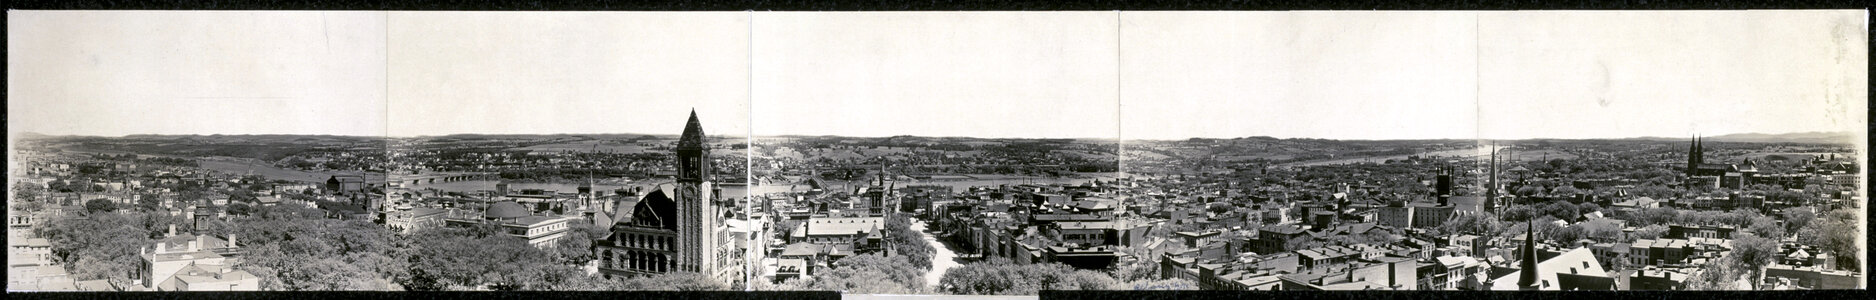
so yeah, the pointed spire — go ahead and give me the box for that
[678,108,706,149]
[1695,134,1704,165]
[1687,134,1701,176]
[1518,216,1540,290]
[1488,142,1499,213]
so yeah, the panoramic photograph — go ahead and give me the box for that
[7,9,1867,295]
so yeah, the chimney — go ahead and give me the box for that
[227,234,237,248]
[167,224,177,237]
[156,242,167,254]
[188,240,198,252]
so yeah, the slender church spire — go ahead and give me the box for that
[1686,134,1700,176]
[1518,217,1540,290]
[1695,135,1704,166]
[1486,142,1498,214]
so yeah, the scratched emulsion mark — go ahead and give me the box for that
[1819,15,1858,129]
[1594,60,1612,108]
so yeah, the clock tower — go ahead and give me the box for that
[673,109,729,281]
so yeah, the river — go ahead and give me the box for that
[746,172,1121,198]
[410,180,752,200]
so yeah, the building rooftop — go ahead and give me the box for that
[806,217,882,236]
[485,201,531,219]
[1489,247,1609,291]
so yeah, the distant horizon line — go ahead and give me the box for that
[13,130,1857,143]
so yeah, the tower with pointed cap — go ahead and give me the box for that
[672,109,734,283]
[1485,143,1499,214]
[1517,217,1540,290]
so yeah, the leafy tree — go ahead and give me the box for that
[1629,224,1669,240]
[884,213,936,270]
[938,258,1119,295]
[1779,208,1814,236]
[1574,218,1624,242]
[135,192,165,211]
[1795,209,1860,272]
[16,185,46,202]
[35,214,151,281]
[1536,201,1581,221]
[1553,186,1582,196]
[1629,207,1680,227]
[226,202,254,216]
[284,257,385,290]
[552,221,606,265]
[811,254,925,293]
[1727,235,1779,289]
[84,198,117,214]
[1500,205,1536,223]
[1109,256,1160,283]
[1684,255,1743,290]
[613,272,731,291]
[1577,202,1602,214]
[1744,215,1783,238]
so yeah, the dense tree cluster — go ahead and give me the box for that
[790,254,927,294]
[33,203,730,291]
[884,213,936,270]
[34,211,183,281]
[937,258,1119,295]
[1794,208,1860,272]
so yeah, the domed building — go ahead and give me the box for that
[485,201,531,220]
[593,110,742,286]
[443,199,576,249]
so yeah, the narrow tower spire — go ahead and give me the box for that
[1518,217,1540,290]
[1487,142,1498,214]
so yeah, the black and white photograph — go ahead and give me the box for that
[6,8,1867,296]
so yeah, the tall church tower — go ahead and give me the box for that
[1686,135,1703,176]
[673,109,720,276]
[1485,143,1499,214]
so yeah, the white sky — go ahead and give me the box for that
[752,12,1121,139]
[1477,11,1867,140]
[387,12,751,137]
[8,11,387,137]
[8,11,1865,141]
[1121,11,1480,140]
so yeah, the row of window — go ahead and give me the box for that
[522,222,567,237]
[614,232,675,251]
[601,249,672,273]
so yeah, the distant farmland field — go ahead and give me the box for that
[516,142,653,154]
[196,157,383,183]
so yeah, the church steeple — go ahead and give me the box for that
[1686,134,1701,176]
[1486,142,1498,214]
[1695,135,1705,166]
[1518,217,1540,290]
